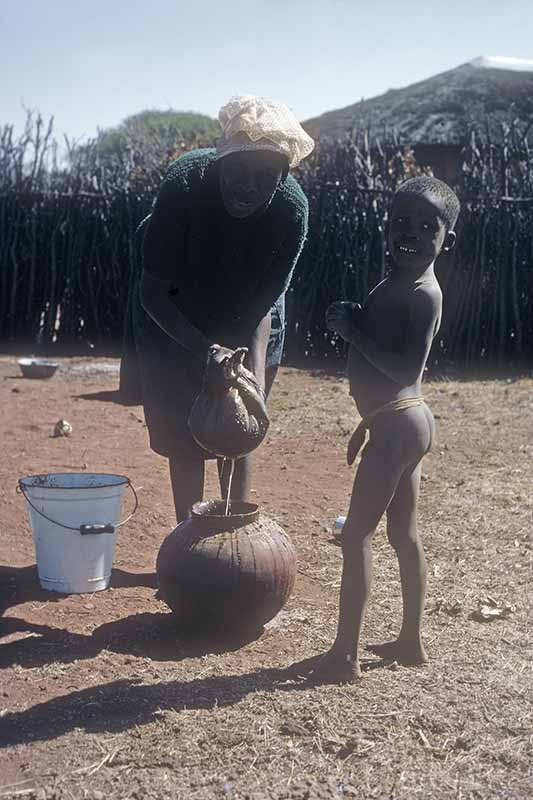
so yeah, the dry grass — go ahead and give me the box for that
[0,360,532,799]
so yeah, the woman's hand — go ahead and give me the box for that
[326,302,363,343]
[206,345,250,386]
[208,344,238,367]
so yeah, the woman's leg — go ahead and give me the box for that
[169,452,205,524]
[216,365,278,503]
[217,456,251,503]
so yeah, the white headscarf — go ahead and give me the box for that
[215,95,315,169]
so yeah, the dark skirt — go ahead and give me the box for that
[120,281,286,460]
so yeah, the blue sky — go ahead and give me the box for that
[2,0,533,142]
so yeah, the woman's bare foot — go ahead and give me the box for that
[365,639,428,666]
[286,653,325,678]
[307,649,362,685]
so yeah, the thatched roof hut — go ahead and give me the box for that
[303,57,533,182]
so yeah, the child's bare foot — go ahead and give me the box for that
[365,639,428,666]
[307,649,362,685]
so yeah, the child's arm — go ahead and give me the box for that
[327,289,440,386]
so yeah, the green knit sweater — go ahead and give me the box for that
[120,148,309,418]
[141,148,309,346]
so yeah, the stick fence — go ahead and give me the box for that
[1,113,531,366]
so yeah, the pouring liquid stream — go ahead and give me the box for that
[223,458,236,516]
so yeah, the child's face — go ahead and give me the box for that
[219,151,286,219]
[388,191,449,271]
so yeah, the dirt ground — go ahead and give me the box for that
[0,356,531,799]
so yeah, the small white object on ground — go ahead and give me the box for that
[53,419,73,437]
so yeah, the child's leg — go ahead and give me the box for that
[312,438,409,681]
[368,403,433,664]
[367,462,428,665]
[169,453,205,524]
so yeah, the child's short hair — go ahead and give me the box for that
[395,176,460,232]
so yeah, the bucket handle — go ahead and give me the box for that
[17,479,139,535]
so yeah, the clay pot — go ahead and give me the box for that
[156,500,296,632]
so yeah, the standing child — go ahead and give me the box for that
[305,176,460,683]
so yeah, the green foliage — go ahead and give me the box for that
[94,109,220,158]
[66,110,221,180]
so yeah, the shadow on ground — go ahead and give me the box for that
[1,562,388,748]
[1,565,266,669]
[0,665,305,748]
[1,608,266,669]
[0,564,156,618]
[0,653,384,749]
[74,389,138,405]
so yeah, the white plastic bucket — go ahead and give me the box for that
[18,473,136,594]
